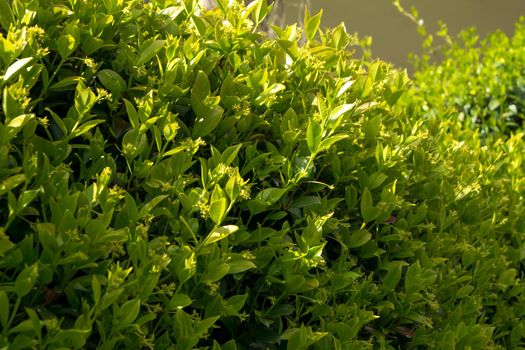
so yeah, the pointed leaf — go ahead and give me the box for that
[203,225,239,246]
[70,119,105,138]
[97,69,127,96]
[124,99,139,129]
[0,1,14,31]
[3,57,33,83]
[209,197,227,225]
[169,294,192,310]
[317,134,349,152]
[305,9,323,42]
[227,260,257,274]
[306,119,322,153]
[137,40,166,66]
[0,290,8,328]
[347,229,371,248]
[328,104,355,123]
[116,299,141,328]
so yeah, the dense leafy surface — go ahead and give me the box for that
[0,0,523,349]
[412,20,525,136]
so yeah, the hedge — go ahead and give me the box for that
[0,0,523,349]
[411,19,525,137]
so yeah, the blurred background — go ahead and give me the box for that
[281,0,525,68]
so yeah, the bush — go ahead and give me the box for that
[411,19,525,136]
[0,0,523,349]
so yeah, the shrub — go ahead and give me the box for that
[0,0,523,349]
[411,19,525,136]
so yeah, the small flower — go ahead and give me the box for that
[207,282,220,295]
[37,117,49,127]
[241,250,256,260]
[109,185,126,201]
[196,201,210,219]
[83,57,97,72]
[122,143,137,157]
[96,88,112,102]
[36,47,50,58]
[216,163,234,177]
[161,182,173,193]
[27,26,45,40]
[239,187,251,200]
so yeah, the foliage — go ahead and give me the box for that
[411,19,525,136]
[0,0,523,349]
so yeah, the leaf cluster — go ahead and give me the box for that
[0,1,523,349]
[411,18,525,137]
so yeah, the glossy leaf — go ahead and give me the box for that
[97,69,127,96]
[137,40,166,66]
[306,119,322,153]
[203,225,239,246]
[3,57,33,83]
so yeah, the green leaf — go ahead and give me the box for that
[137,40,166,66]
[192,105,224,138]
[306,119,322,153]
[138,195,169,219]
[222,144,242,166]
[305,9,323,42]
[248,0,270,26]
[3,57,33,83]
[0,1,14,31]
[360,76,373,98]
[74,83,97,115]
[202,262,230,283]
[191,71,224,137]
[124,99,139,129]
[97,69,127,96]
[255,187,287,206]
[92,275,101,304]
[49,76,85,91]
[347,229,371,248]
[290,196,321,209]
[4,114,34,143]
[360,187,373,213]
[209,197,228,225]
[336,80,354,97]
[227,260,257,274]
[15,189,40,215]
[328,104,354,123]
[138,90,154,123]
[498,268,517,288]
[70,119,105,138]
[0,174,25,196]
[367,61,381,83]
[255,83,285,105]
[115,299,141,328]
[46,108,67,136]
[15,263,39,298]
[405,261,422,294]
[364,115,382,143]
[203,225,239,246]
[0,290,9,328]
[57,34,77,59]
[99,288,124,311]
[317,134,349,152]
[225,294,248,313]
[0,229,14,256]
[383,261,406,291]
[192,71,210,100]
[362,206,383,223]
[169,294,192,310]
[50,329,89,348]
